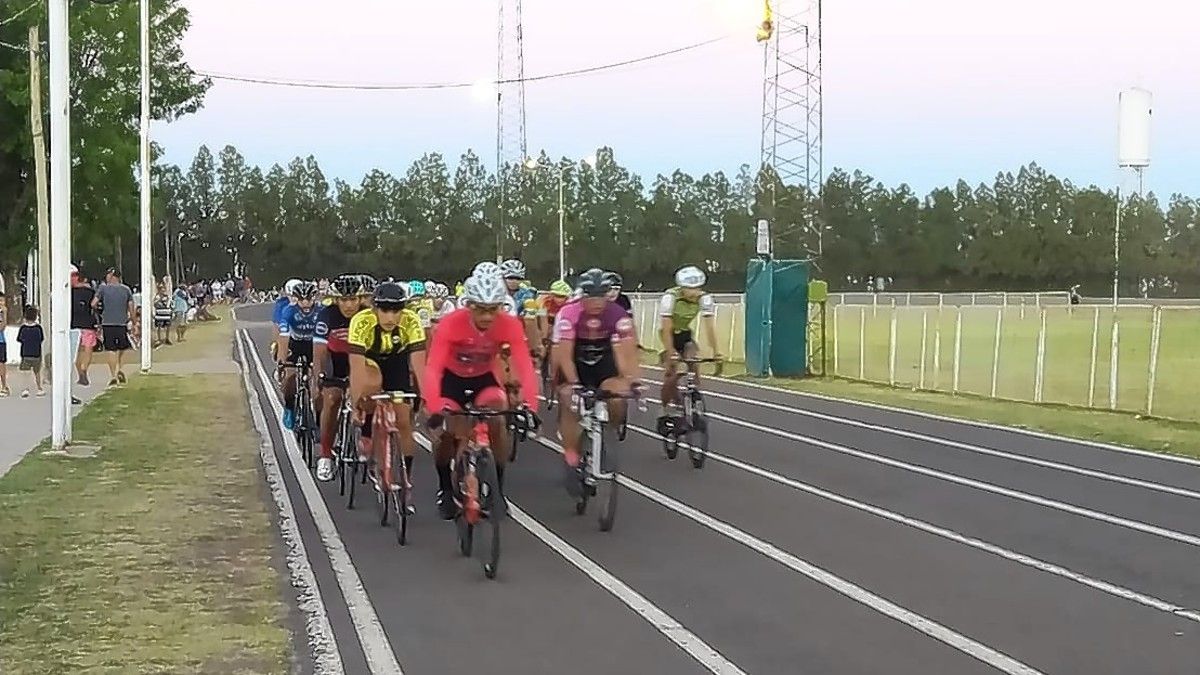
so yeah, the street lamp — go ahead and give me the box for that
[526,154,597,280]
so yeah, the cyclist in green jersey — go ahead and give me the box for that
[658,265,721,417]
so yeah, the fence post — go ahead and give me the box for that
[872,293,878,318]
[1146,308,1162,415]
[1087,306,1099,408]
[727,301,738,359]
[953,307,963,393]
[639,298,652,348]
[919,311,928,389]
[990,307,1003,398]
[971,292,978,306]
[888,307,898,386]
[1020,298,1026,321]
[1034,308,1047,403]
[905,291,912,306]
[832,304,840,375]
[859,306,866,380]
[1108,319,1120,411]
[933,310,942,390]
[1002,291,1008,310]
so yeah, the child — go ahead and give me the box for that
[0,296,9,397]
[17,305,45,398]
[152,284,173,346]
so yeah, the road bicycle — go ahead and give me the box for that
[366,391,420,546]
[659,357,723,469]
[280,359,317,471]
[567,385,642,532]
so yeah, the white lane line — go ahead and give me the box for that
[697,408,1200,549]
[619,423,1200,624]
[641,364,1200,467]
[236,335,345,674]
[411,433,748,675]
[642,378,1200,501]
[241,330,405,675]
[530,434,1045,675]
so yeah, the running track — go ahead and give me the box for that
[233,305,1200,674]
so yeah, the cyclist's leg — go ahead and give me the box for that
[682,337,701,387]
[381,358,416,470]
[472,384,510,466]
[659,331,690,411]
[355,361,383,464]
[319,385,343,458]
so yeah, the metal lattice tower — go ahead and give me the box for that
[496,0,528,258]
[760,0,822,196]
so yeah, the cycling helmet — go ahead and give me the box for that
[602,271,624,288]
[284,278,302,295]
[355,273,378,296]
[428,282,449,299]
[408,279,426,297]
[293,280,318,300]
[499,259,526,280]
[373,281,408,309]
[549,280,572,297]
[331,274,360,297]
[473,261,501,279]
[463,272,508,305]
[674,265,707,289]
[576,268,612,298]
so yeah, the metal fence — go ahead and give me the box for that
[628,291,1200,422]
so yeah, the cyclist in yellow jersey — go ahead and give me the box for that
[348,281,427,492]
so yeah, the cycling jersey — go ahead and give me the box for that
[613,293,633,317]
[423,308,538,413]
[347,308,426,362]
[272,296,293,326]
[314,304,356,379]
[279,304,320,341]
[511,286,539,318]
[658,287,715,334]
[408,298,435,329]
[431,299,456,322]
[552,301,635,365]
[539,295,568,319]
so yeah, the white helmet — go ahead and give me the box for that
[674,265,706,289]
[428,282,450,299]
[499,259,526,280]
[473,261,501,279]
[284,278,303,295]
[463,272,508,305]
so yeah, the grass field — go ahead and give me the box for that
[0,313,292,673]
[631,299,1200,422]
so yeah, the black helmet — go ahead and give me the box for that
[331,274,360,297]
[602,271,623,288]
[373,281,408,309]
[576,268,612,298]
[293,281,318,300]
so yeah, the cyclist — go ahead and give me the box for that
[551,268,639,494]
[428,282,456,327]
[348,281,426,493]
[535,280,572,388]
[604,271,634,317]
[407,280,434,330]
[423,269,539,520]
[500,259,542,353]
[658,265,722,421]
[279,281,321,430]
[312,274,369,481]
[271,278,302,364]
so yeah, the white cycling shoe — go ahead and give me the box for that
[316,457,335,482]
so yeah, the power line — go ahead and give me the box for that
[0,1,39,27]
[195,34,730,91]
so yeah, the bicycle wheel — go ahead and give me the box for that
[336,411,351,496]
[475,452,503,580]
[596,423,619,532]
[298,386,314,470]
[686,395,709,470]
[454,458,474,557]
[377,435,391,527]
[392,433,410,546]
[347,427,361,510]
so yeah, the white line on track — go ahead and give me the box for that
[529,435,1045,675]
[617,422,1200,623]
[641,365,1200,467]
[236,335,345,674]
[642,378,1200,501]
[410,432,749,675]
[240,330,405,675]
[696,408,1200,549]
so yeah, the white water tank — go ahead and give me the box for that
[1118,88,1152,168]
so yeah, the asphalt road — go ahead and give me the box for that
[233,303,1200,675]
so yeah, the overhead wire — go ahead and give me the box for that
[194,34,731,90]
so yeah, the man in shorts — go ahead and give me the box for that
[92,268,135,387]
[69,265,98,387]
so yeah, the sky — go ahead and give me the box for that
[155,0,1200,198]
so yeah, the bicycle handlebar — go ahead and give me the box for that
[369,391,418,402]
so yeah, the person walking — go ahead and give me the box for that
[0,296,9,397]
[173,283,190,343]
[70,265,98,387]
[16,306,45,398]
[93,268,135,387]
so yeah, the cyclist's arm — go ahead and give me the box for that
[421,322,450,414]
[348,354,370,407]
[313,317,331,377]
[502,316,540,410]
[657,293,676,358]
[404,313,428,393]
[699,295,720,357]
[614,317,639,379]
[554,339,580,385]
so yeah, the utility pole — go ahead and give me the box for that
[48,0,72,450]
[28,26,50,321]
[138,0,152,372]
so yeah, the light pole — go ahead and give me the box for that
[48,0,71,450]
[139,0,152,372]
[526,154,596,280]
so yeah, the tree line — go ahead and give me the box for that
[3,2,1197,295]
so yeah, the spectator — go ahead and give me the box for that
[152,284,173,346]
[173,283,190,342]
[211,278,223,304]
[93,268,135,387]
[0,295,9,397]
[17,305,44,398]
[70,265,99,387]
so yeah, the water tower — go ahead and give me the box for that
[1117,88,1152,194]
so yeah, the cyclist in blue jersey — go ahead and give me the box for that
[500,259,542,358]
[272,278,302,364]
[280,281,321,429]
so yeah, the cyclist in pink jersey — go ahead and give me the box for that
[423,270,539,519]
[551,269,639,494]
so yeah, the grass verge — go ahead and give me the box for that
[0,338,291,673]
